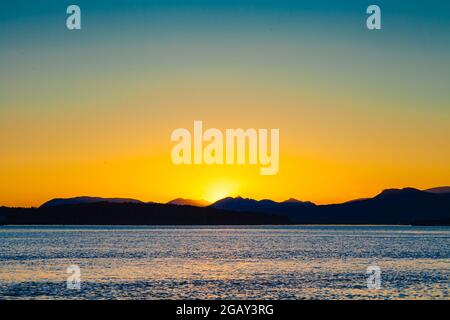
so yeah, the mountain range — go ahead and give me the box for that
[1,186,449,225]
[210,187,450,225]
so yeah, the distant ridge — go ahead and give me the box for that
[40,196,143,208]
[1,186,449,225]
[210,188,450,225]
[424,186,450,194]
[344,198,370,204]
[211,196,316,215]
[303,187,450,225]
[374,187,424,199]
[2,202,288,225]
[282,198,303,203]
[167,198,210,207]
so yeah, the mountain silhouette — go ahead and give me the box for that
[425,186,450,194]
[167,198,210,207]
[1,202,287,225]
[40,196,143,208]
[311,188,450,225]
[1,186,449,225]
[210,188,450,225]
[212,196,315,215]
[282,198,304,203]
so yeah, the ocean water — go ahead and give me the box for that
[0,225,448,300]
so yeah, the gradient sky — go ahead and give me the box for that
[1,0,449,207]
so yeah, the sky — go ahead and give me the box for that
[1,0,449,207]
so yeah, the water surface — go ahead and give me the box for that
[0,225,448,299]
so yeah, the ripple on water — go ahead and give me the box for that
[0,226,449,299]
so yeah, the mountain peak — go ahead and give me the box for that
[283,198,301,203]
[211,196,315,215]
[424,186,450,194]
[376,187,423,198]
[167,198,210,207]
[40,196,143,208]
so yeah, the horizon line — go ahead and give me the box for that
[2,185,449,209]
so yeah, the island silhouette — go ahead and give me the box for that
[1,187,449,226]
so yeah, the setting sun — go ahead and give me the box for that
[203,180,239,203]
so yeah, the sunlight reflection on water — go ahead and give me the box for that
[0,225,449,299]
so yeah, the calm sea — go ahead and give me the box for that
[0,225,448,300]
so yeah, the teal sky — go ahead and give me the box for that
[1,1,450,111]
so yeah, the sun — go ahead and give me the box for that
[203,180,239,203]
